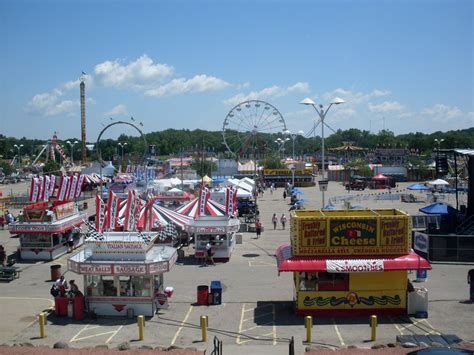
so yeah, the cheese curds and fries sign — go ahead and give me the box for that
[290,209,411,256]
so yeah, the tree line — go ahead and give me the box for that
[1,127,473,167]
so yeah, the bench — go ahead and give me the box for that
[0,266,21,281]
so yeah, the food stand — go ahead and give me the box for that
[68,232,177,316]
[276,209,431,317]
[9,201,86,260]
[189,216,240,261]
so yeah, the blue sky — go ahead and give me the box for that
[1,0,472,141]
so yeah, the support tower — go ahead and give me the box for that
[80,73,87,163]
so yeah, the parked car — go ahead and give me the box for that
[345,179,367,191]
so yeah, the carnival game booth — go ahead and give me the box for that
[276,209,431,317]
[176,193,240,261]
[9,201,86,260]
[68,232,177,317]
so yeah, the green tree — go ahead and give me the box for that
[43,160,61,175]
[0,161,13,175]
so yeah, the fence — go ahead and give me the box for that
[428,234,474,262]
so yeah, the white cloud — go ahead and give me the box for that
[94,54,174,89]
[62,74,94,91]
[321,88,390,105]
[368,101,405,113]
[104,104,128,117]
[421,104,463,119]
[26,89,78,117]
[224,82,310,106]
[145,74,230,97]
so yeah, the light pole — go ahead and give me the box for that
[284,130,305,160]
[117,142,128,166]
[66,140,79,164]
[13,144,24,168]
[274,138,290,159]
[300,97,345,208]
[434,138,445,178]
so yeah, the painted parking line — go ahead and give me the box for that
[332,318,345,346]
[236,303,276,345]
[390,317,440,335]
[69,322,125,343]
[170,305,194,346]
[248,260,275,267]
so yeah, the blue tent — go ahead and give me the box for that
[419,203,458,215]
[408,183,431,191]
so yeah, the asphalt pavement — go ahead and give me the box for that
[0,180,473,354]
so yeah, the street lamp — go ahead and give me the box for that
[434,138,445,178]
[300,97,345,208]
[274,137,290,158]
[66,140,79,164]
[117,142,128,165]
[13,144,24,167]
[284,130,305,160]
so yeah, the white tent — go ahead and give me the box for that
[241,177,256,188]
[428,179,449,186]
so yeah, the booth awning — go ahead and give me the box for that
[276,244,431,273]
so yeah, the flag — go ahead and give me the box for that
[68,175,78,200]
[95,194,106,232]
[58,175,68,201]
[75,174,84,198]
[30,177,39,202]
[123,190,134,231]
[197,187,209,218]
[225,186,237,216]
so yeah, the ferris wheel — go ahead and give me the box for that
[222,100,287,159]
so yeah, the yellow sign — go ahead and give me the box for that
[292,210,410,256]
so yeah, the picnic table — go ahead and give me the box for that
[0,266,21,281]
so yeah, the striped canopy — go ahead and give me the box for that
[175,197,226,218]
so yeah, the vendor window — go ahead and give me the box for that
[318,272,349,291]
[299,272,319,291]
[86,275,116,296]
[119,276,152,297]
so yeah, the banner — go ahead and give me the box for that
[326,259,384,273]
[197,187,209,218]
[58,176,67,201]
[43,175,50,201]
[37,175,44,202]
[95,194,105,233]
[48,175,56,201]
[225,186,237,216]
[75,174,84,198]
[30,177,39,202]
[132,192,141,231]
[123,190,134,231]
[68,175,78,200]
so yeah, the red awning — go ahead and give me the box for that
[276,244,431,273]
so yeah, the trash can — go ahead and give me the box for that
[416,269,428,282]
[210,280,222,305]
[55,297,69,316]
[197,285,209,305]
[83,202,88,210]
[127,308,135,319]
[73,294,85,321]
[235,233,243,244]
[50,264,61,281]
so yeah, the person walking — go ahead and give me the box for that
[205,242,215,265]
[255,219,262,239]
[272,213,278,230]
[283,190,287,200]
[280,214,287,230]
[468,269,474,302]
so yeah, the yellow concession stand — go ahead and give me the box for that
[276,209,431,317]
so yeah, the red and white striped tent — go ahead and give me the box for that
[175,197,226,218]
[116,199,192,231]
